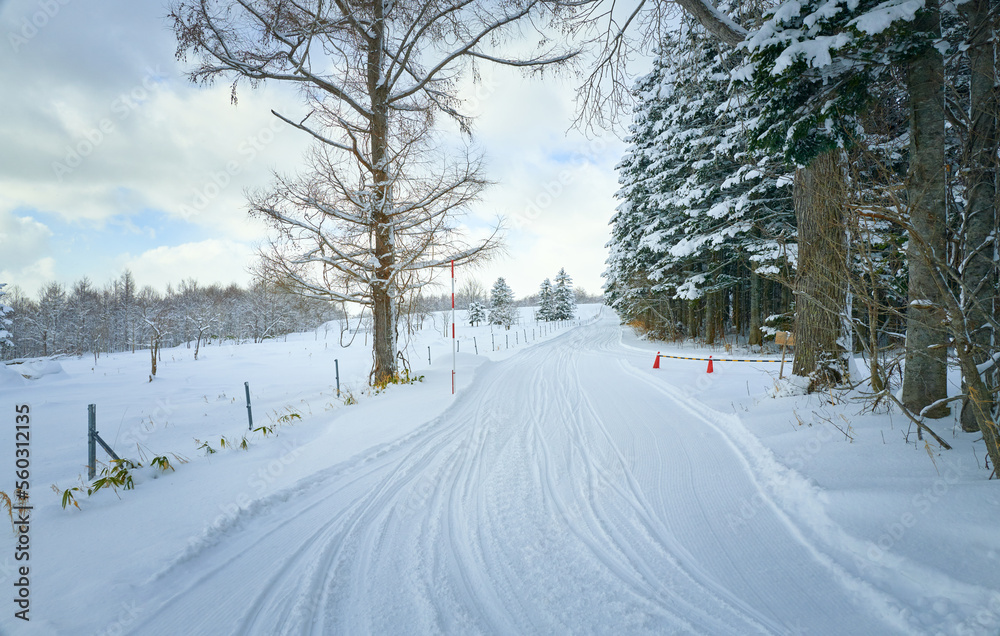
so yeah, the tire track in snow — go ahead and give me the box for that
[122,313,910,635]
[525,328,781,633]
[592,330,915,634]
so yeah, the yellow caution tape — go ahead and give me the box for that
[656,354,781,363]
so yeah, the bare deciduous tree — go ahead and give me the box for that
[170,0,575,384]
[249,135,498,378]
[457,277,486,309]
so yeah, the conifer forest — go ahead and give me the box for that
[600,0,1000,470]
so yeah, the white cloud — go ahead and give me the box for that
[0,209,56,294]
[0,74,307,239]
[0,209,52,266]
[0,0,310,250]
[0,1,640,303]
[454,67,625,297]
[121,240,255,291]
[469,161,621,298]
[0,258,57,297]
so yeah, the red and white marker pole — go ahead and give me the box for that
[451,260,456,395]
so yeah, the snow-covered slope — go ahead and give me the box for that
[1,306,997,635]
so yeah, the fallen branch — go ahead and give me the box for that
[883,391,953,450]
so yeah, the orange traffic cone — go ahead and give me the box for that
[707,355,714,373]
[653,352,660,369]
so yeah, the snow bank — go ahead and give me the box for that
[0,363,26,386]
[16,359,67,380]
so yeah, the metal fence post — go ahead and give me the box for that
[88,404,97,480]
[335,359,341,397]
[428,346,431,365]
[244,381,253,430]
[474,337,478,354]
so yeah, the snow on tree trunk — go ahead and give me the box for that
[791,149,848,387]
[902,3,949,419]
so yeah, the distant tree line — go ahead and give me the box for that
[405,275,597,316]
[0,271,343,362]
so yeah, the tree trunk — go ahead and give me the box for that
[764,277,774,320]
[869,304,885,392]
[718,289,726,341]
[706,291,717,345]
[781,276,792,319]
[902,1,949,418]
[687,299,698,340]
[937,273,1000,474]
[730,284,741,339]
[749,269,763,346]
[791,148,849,388]
[369,8,397,386]
[959,354,1000,475]
[960,0,998,431]
[150,336,158,378]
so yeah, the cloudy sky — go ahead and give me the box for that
[0,0,634,302]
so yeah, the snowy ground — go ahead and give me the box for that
[0,305,998,635]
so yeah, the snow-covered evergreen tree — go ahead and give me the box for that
[650,22,793,300]
[737,0,926,166]
[741,0,964,406]
[0,283,13,354]
[603,51,668,321]
[488,278,516,330]
[606,14,794,329]
[467,301,486,327]
[552,269,576,320]
[34,282,68,357]
[537,278,555,321]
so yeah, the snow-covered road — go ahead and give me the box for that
[126,312,907,635]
